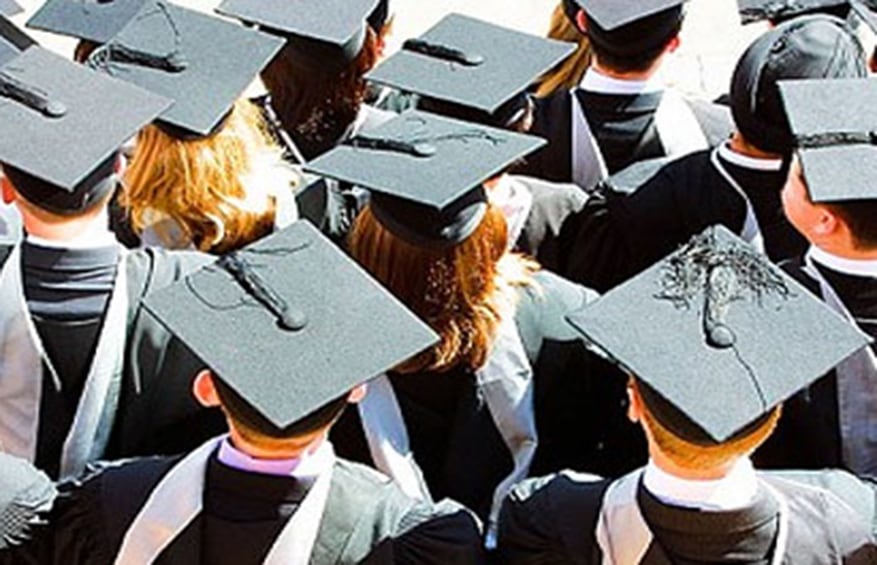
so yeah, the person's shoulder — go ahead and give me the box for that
[515,270,598,354]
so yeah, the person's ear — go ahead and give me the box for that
[812,207,841,240]
[626,377,643,424]
[192,369,222,408]
[666,35,681,54]
[346,383,368,405]
[1,175,16,205]
[575,9,588,34]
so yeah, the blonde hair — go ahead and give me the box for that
[122,99,298,254]
[533,2,592,98]
[636,380,783,470]
[349,204,538,373]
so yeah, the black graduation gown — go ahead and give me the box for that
[11,451,486,565]
[517,89,732,184]
[0,243,226,478]
[554,149,806,293]
[498,471,877,564]
[756,259,877,471]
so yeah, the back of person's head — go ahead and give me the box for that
[533,1,593,97]
[633,379,782,470]
[731,15,867,155]
[580,6,684,74]
[122,99,293,254]
[260,27,380,159]
[349,203,534,374]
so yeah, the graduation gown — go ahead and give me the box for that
[0,242,225,480]
[498,469,877,564]
[331,271,640,533]
[757,255,877,474]
[554,146,806,293]
[518,88,732,186]
[14,448,486,565]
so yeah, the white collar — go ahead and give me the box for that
[808,246,877,279]
[26,211,117,250]
[642,458,760,511]
[217,438,334,485]
[717,141,783,172]
[578,67,664,95]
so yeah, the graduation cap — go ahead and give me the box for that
[216,0,377,70]
[567,225,869,445]
[780,77,877,202]
[26,0,149,44]
[0,453,56,550]
[0,46,170,213]
[366,14,575,126]
[737,0,852,24]
[144,220,438,432]
[83,2,283,139]
[569,0,688,56]
[730,14,866,155]
[305,109,545,247]
[0,0,21,18]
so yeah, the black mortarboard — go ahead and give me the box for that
[27,0,148,44]
[0,15,35,67]
[780,77,877,202]
[366,14,575,126]
[731,15,866,154]
[0,46,170,213]
[0,0,21,18]
[216,0,377,70]
[305,110,545,247]
[738,0,852,24]
[0,453,56,550]
[567,225,868,445]
[144,220,438,432]
[84,2,283,139]
[570,0,687,56]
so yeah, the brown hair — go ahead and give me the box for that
[260,27,380,159]
[122,99,297,254]
[826,201,877,250]
[635,380,782,470]
[533,2,593,98]
[349,204,538,373]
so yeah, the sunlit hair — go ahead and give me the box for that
[349,204,538,373]
[533,2,592,98]
[122,99,297,254]
[634,380,782,470]
[260,27,380,159]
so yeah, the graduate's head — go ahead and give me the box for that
[567,226,869,475]
[731,15,866,155]
[628,377,782,471]
[779,78,877,253]
[308,111,543,373]
[122,99,295,254]
[144,221,439,458]
[571,0,685,74]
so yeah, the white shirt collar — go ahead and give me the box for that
[217,438,334,485]
[717,141,783,172]
[808,246,877,279]
[642,458,760,511]
[26,210,117,250]
[578,67,664,95]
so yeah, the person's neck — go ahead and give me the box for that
[812,242,877,262]
[228,425,328,461]
[22,207,113,247]
[649,443,736,481]
[591,58,662,83]
[727,132,782,160]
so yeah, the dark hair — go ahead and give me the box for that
[826,200,877,249]
[260,27,380,160]
[213,378,350,439]
[586,8,683,74]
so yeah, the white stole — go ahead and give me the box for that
[0,244,128,479]
[571,88,708,193]
[596,470,790,565]
[357,313,537,546]
[114,436,335,565]
[802,251,877,475]
[709,147,765,253]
